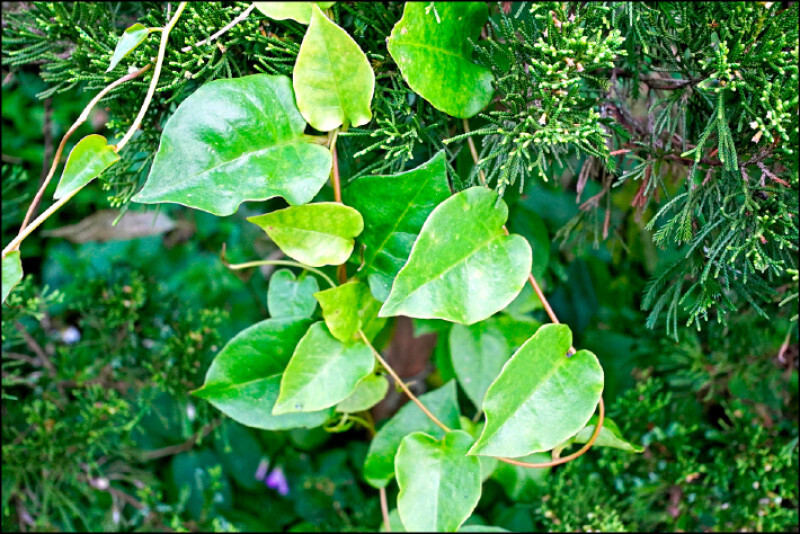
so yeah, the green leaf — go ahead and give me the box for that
[314,280,380,341]
[553,415,644,455]
[267,268,319,319]
[507,206,549,279]
[380,509,406,532]
[458,527,510,533]
[107,23,150,72]
[293,5,374,132]
[469,324,604,457]
[396,430,481,532]
[342,151,451,302]
[458,417,497,481]
[450,318,539,409]
[2,251,23,304]
[335,373,389,413]
[273,322,374,414]
[248,202,363,267]
[491,452,550,502]
[133,74,332,216]
[387,2,494,118]
[193,318,332,430]
[379,187,531,325]
[53,134,119,199]
[253,2,335,25]
[364,381,461,488]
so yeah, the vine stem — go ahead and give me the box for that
[358,330,451,433]
[6,64,152,254]
[223,258,336,288]
[180,3,255,53]
[116,2,187,152]
[3,188,79,258]
[329,128,348,283]
[379,487,391,532]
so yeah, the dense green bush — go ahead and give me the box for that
[2,2,797,532]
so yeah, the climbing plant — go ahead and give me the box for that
[2,2,797,532]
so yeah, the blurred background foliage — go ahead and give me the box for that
[2,1,798,532]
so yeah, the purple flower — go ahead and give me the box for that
[254,457,270,482]
[265,466,289,496]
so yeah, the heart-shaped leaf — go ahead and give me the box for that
[267,268,319,319]
[469,324,604,457]
[248,202,363,267]
[364,381,460,488]
[395,430,481,532]
[342,151,451,302]
[379,186,532,325]
[253,2,335,25]
[335,373,389,413]
[193,318,332,430]
[133,74,332,216]
[54,135,119,199]
[450,317,537,409]
[314,280,381,341]
[273,321,374,414]
[387,2,494,118]
[553,415,644,455]
[2,251,23,304]
[293,5,375,131]
[107,23,151,72]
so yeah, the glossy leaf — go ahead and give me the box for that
[133,74,332,216]
[395,430,481,532]
[193,318,332,430]
[449,317,537,409]
[107,23,150,72]
[2,251,23,304]
[469,324,604,457]
[293,5,375,131]
[553,415,644,455]
[314,280,381,341]
[458,417,497,481]
[387,2,494,118]
[459,527,510,533]
[248,202,363,267]
[273,322,374,414]
[54,135,119,199]
[253,2,335,25]
[342,151,451,302]
[364,381,460,488]
[379,187,531,325]
[267,268,319,319]
[335,373,388,413]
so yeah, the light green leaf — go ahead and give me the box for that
[491,452,550,502]
[364,381,461,488]
[553,415,644,455]
[379,187,531,325]
[267,268,319,319]
[469,324,604,457]
[193,318,332,430]
[273,322,374,414]
[314,280,380,341]
[54,135,119,199]
[342,151,451,302]
[253,2,335,25]
[458,527,510,533]
[248,202,363,267]
[387,2,494,118]
[107,23,151,72]
[379,509,406,532]
[335,373,389,413]
[2,251,23,304]
[293,5,374,131]
[396,430,481,532]
[133,74,332,216]
[458,417,497,481]
[450,320,512,409]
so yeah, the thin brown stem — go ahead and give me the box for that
[17,65,152,234]
[180,3,255,53]
[358,330,451,433]
[330,129,342,203]
[497,397,605,469]
[379,486,391,532]
[462,118,487,186]
[138,419,222,461]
